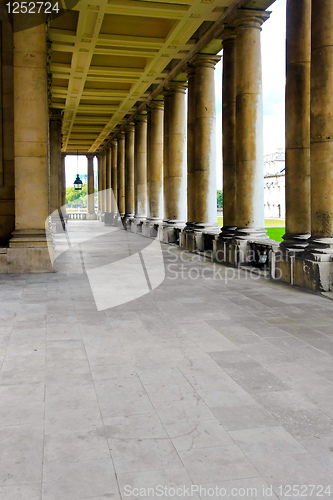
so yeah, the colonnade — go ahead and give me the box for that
[6,3,333,293]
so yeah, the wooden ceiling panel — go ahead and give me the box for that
[48,0,275,153]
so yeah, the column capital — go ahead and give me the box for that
[117,131,125,141]
[86,153,95,159]
[165,80,187,95]
[186,65,196,78]
[233,9,270,30]
[125,122,135,132]
[134,111,147,123]
[111,138,118,147]
[220,27,236,43]
[149,98,164,111]
[192,53,221,69]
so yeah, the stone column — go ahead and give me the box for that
[49,108,62,231]
[282,0,311,248]
[111,139,118,216]
[134,113,147,223]
[124,123,135,221]
[105,147,111,213]
[86,154,96,219]
[221,29,237,237]
[163,82,187,227]
[102,151,107,212]
[234,10,270,238]
[309,0,333,253]
[60,154,66,212]
[97,154,103,215]
[117,133,125,217]
[186,66,196,224]
[9,17,53,271]
[147,99,164,221]
[192,54,220,230]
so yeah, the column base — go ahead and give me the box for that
[180,223,219,252]
[131,219,145,234]
[142,220,162,238]
[159,220,185,244]
[234,227,268,240]
[86,211,97,220]
[281,232,310,249]
[7,230,55,272]
[122,214,134,230]
[220,225,237,239]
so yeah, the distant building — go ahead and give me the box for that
[264,150,285,219]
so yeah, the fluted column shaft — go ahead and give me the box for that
[193,54,220,228]
[283,0,311,248]
[125,123,135,217]
[163,82,187,224]
[186,67,196,223]
[309,0,333,250]
[221,30,237,235]
[234,10,269,238]
[147,100,164,220]
[117,133,125,216]
[87,154,95,214]
[134,113,147,220]
[105,147,111,212]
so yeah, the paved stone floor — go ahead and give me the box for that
[1,220,333,500]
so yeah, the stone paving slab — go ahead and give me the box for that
[0,220,333,499]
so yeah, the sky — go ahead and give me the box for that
[65,0,286,189]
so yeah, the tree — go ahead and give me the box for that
[217,190,223,209]
[66,184,88,207]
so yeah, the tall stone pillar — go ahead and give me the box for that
[117,133,125,217]
[234,10,269,239]
[49,108,62,231]
[9,18,53,271]
[221,29,237,237]
[143,99,164,237]
[147,99,164,221]
[162,81,187,243]
[282,0,311,248]
[124,123,135,225]
[193,54,220,230]
[60,154,66,212]
[111,139,118,216]
[309,0,333,254]
[97,154,103,216]
[186,67,196,224]
[134,112,147,229]
[105,147,111,213]
[86,154,96,220]
[102,152,107,213]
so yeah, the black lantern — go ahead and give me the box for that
[74,174,83,191]
[73,149,83,190]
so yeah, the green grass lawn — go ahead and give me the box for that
[217,217,285,242]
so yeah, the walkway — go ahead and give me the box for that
[0,220,333,499]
